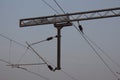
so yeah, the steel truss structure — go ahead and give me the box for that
[19,7,120,71]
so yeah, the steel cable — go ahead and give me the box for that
[84,34,120,69]
[53,0,66,14]
[41,0,59,14]
[76,27,119,79]
[0,34,27,48]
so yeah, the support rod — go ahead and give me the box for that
[54,26,62,70]
[26,42,48,65]
[57,27,61,70]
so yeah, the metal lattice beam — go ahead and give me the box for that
[20,7,120,27]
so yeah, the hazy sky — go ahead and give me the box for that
[0,0,120,80]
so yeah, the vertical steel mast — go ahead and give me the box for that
[54,22,72,70]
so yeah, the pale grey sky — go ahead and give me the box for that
[0,0,120,80]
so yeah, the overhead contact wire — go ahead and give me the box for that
[53,0,66,14]
[0,34,27,48]
[84,34,120,69]
[20,68,50,80]
[41,0,59,14]
[77,29,119,79]
[8,40,12,63]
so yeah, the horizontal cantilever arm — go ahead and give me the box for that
[0,59,45,68]
[7,63,46,67]
[20,7,120,27]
